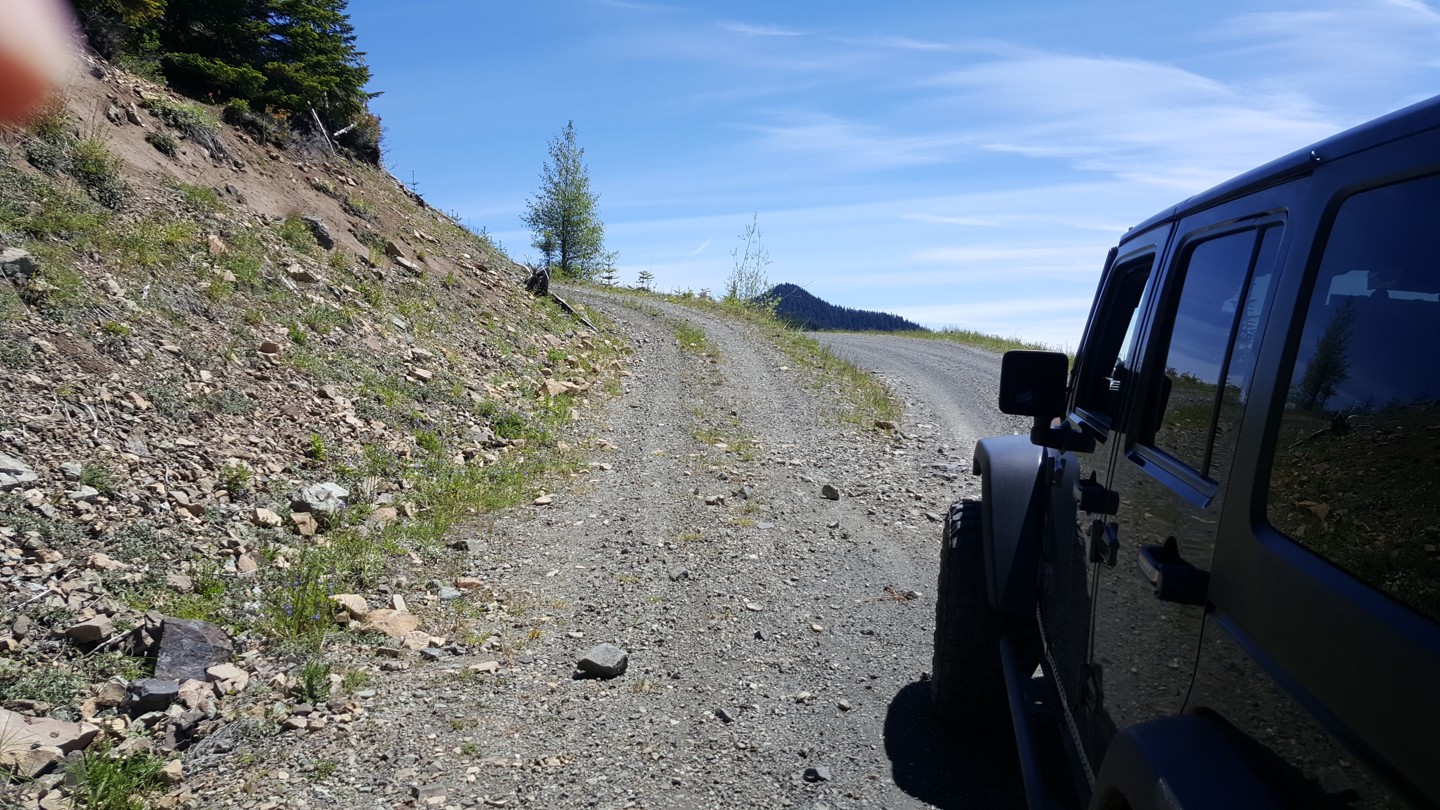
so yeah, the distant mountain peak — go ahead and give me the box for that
[763,283,923,332]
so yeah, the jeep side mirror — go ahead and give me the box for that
[999,351,1095,453]
[998,351,1068,418]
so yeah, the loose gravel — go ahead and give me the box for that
[186,296,1029,810]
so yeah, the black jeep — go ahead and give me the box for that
[932,96,1440,809]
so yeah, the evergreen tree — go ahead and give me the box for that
[522,121,609,280]
[636,269,655,291]
[260,0,372,130]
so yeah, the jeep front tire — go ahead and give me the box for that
[931,499,1008,726]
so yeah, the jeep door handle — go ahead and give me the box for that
[1138,536,1210,606]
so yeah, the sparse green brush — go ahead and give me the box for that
[109,215,200,271]
[80,464,119,497]
[279,215,319,255]
[68,138,129,209]
[306,433,329,462]
[414,430,443,455]
[342,196,376,219]
[177,183,225,213]
[67,748,166,810]
[219,462,251,495]
[309,177,340,197]
[145,129,178,157]
[0,338,34,367]
[263,553,335,648]
[0,667,86,706]
[296,660,333,702]
[899,327,1063,356]
[672,321,717,358]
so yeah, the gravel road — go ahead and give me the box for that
[189,299,1030,810]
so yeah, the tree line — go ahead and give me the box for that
[767,283,924,332]
[69,0,378,160]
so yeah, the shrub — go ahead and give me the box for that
[67,747,166,810]
[145,129,177,156]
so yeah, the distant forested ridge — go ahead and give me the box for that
[69,0,379,160]
[764,283,924,332]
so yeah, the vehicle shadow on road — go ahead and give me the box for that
[884,681,1026,809]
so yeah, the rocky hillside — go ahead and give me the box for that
[1,52,624,806]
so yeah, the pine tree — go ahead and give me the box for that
[636,269,655,291]
[522,121,609,280]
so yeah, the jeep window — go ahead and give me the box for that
[1268,174,1440,623]
[1073,254,1154,433]
[1150,226,1277,477]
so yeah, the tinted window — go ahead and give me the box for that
[1075,255,1154,429]
[1152,227,1277,477]
[1268,174,1440,622]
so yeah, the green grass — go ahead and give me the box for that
[67,748,166,810]
[894,327,1065,356]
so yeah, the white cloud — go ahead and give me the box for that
[741,113,967,171]
[719,21,803,37]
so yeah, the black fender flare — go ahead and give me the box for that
[1091,712,1312,810]
[971,434,1047,618]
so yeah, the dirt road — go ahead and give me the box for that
[190,299,1028,809]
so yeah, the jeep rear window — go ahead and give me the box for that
[1268,173,1440,623]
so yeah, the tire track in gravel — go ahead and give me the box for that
[189,295,1025,810]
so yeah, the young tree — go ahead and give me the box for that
[726,213,772,304]
[522,121,609,280]
[636,269,655,291]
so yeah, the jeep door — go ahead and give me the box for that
[1040,227,1166,788]
[1084,192,1288,768]
[1187,136,1440,808]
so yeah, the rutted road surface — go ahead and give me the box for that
[191,300,1028,810]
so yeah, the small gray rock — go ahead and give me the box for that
[420,647,443,661]
[578,643,629,678]
[804,765,832,782]
[715,708,735,724]
[437,586,462,601]
[292,482,349,520]
[821,484,841,500]
[0,451,38,490]
[668,568,691,582]
[303,215,335,249]
[126,679,180,715]
[0,248,38,282]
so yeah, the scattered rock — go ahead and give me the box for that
[0,709,99,753]
[0,248,38,283]
[715,708,735,724]
[821,484,841,500]
[154,618,234,682]
[205,663,250,694]
[0,451,38,490]
[286,262,321,284]
[302,215,335,249]
[66,616,113,645]
[874,419,897,431]
[804,765,832,783]
[577,643,629,678]
[329,593,370,620]
[126,679,180,714]
[363,609,420,639]
[293,482,349,521]
[0,745,63,778]
[251,507,283,528]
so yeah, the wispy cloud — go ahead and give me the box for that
[690,239,711,256]
[928,51,1339,188]
[719,21,803,37]
[741,113,968,171]
[831,35,955,51]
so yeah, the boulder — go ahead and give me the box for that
[65,616,113,645]
[292,482,349,521]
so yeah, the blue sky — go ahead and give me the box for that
[348,0,1440,348]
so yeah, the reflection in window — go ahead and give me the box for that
[1269,174,1440,623]
[1153,228,1273,476]
[1076,256,1154,427]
